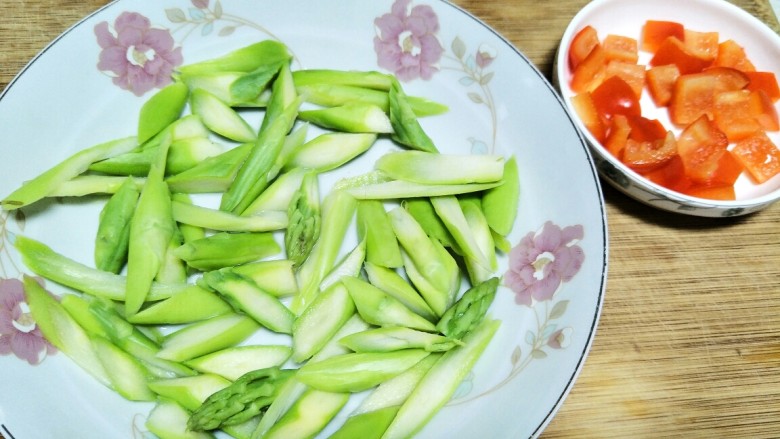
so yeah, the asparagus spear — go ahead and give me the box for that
[158,313,261,362]
[436,277,499,340]
[176,40,291,76]
[227,259,299,298]
[171,200,288,233]
[14,234,185,302]
[201,269,295,334]
[481,155,520,236]
[1,136,137,210]
[220,95,302,214]
[401,198,457,249]
[283,171,320,267]
[166,142,253,194]
[340,326,460,353]
[344,178,501,200]
[291,189,357,314]
[388,206,460,316]
[291,282,355,363]
[186,345,292,381]
[190,87,256,143]
[363,261,437,322]
[296,349,430,393]
[147,399,216,439]
[240,167,307,215]
[173,231,281,271]
[341,275,437,332]
[46,175,144,197]
[298,103,393,133]
[375,150,505,184]
[125,133,176,316]
[260,62,297,132]
[296,83,448,117]
[459,196,498,284]
[388,80,438,152]
[381,318,501,439]
[94,176,140,274]
[356,200,403,268]
[328,354,439,439]
[284,132,377,172]
[137,81,189,144]
[23,275,112,387]
[430,195,492,271]
[262,388,349,439]
[291,69,394,90]
[188,367,295,431]
[127,286,233,325]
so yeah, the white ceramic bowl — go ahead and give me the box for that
[555,0,780,217]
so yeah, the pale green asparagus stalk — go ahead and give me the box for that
[291,69,394,90]
[283,132,377,173]
[356,200,403,268]
[46,175,144,198]
[297,103,392,133]
[481,155,520,236]
[171,200,288,232]
[340,326,460,353]
[341,275,437,332]
[459,196,498,284]
[430,195,492,271]
[291,189,357,314]
[190,87,256,143]
[436,277,499,340]
[296,349,430,393]
[137,81,189,144]
[381,318,501,439]
[178,61,284,107]
[328,354,440,439]
[228,259,299,298]
[284,171,320,267]
[201,269,295,334]
[260,62,297,132]
[363,261,437,322]
[185,344,292,381]
[23,276,112,387]
[220,95,302,214]
[173,232,281,271]
[13,234,188,301]
[344,178,501,200]
[125,133,176,316]
[176,40,291,76]
[261,388,349,439]
[401,198,457,249]
[240,167,307,215]
[85,297,197,378]
[388,80,437,152]
[171,193,206,244]
[165,142,253,193]
[296,83,448,117]
[188,367,296,431]
[291,281,356,363]
[94,176,140,274]
[387,206,460,316]
[375,150,505,184]
[1,136,137,210]
[127,286,233,325]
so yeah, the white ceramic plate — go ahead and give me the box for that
[0,1,607,438]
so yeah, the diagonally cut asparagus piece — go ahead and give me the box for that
[94,176,140,274]
[125,133,176,316]
[1,136,137,210]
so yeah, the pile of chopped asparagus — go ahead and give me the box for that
[2,40,520,439]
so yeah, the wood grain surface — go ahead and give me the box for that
[2,1,779,438]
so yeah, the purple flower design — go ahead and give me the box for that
[374,0,444,81]
[0,278,56,365]
[547,327,573,349]
[505,221,585,306]
[94,12,183,97]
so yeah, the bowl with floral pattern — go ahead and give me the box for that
[0,1,607,438]
[555,0,780,217]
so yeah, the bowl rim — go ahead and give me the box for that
[555,0,780,211]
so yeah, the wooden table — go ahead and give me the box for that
[2,1,779,438]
